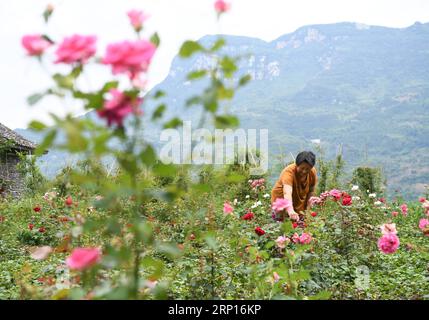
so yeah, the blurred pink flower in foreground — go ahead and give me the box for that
[378,234,400,254]
[22,35,52,56]
[272,198,292,213]
[55,34,97,64]
[66,247,101,270]
[127,10,150,31]
[102,40,156,80]
[97,89,142,127]
[214,0,231,13]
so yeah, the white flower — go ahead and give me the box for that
[245,195,250,199]
[352,196,361,201]
[351,185,359,191]
[374,201,383,206]
[256,200,262,206]
[263,193,270,198]
[369,193,377,198]
[233,199,238,205]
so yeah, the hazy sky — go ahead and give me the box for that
[1,0,428,129]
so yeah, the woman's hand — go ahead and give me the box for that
[288,210,299,221]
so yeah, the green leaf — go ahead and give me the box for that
[102,81,119,92]
[53,73,74,90]
[28,120,47,131]
[185,96,202,107]
[118,155,138,175]
[179,40,204,58]
[35,130,56,156]
[214,115,239,128]
[141,257,164,280]
[153,90,166,99]
[217,86,235,100]
[135,221,154,245]
[153,163,177,177]
[27,93,45,106]
[156,242,183,259]
[239,74,252,86]
[62,121,88,152]
[163,118,182,129]
[187,70,207,80]
[150,32,161,48]
[220,56,238,78]
[152,104,166,120]
[210,38,226,52]
[140,145,157,166]
[204,232,218,250]
[282,221,294,234]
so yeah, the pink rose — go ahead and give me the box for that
[329,189,342,201]
[419,218,429,231]
[419,197,426,203]
[127,10,150,31]
[275,236,289,249]
[400,204,408,216]
[273,272,280,283]
[377,234,400,254]
[299,233,312,245]
[291,233,300,244]
[223,202,233,214]
[391,211,399,217]
[66,247,101,270]
[97,89,142,127]
[272,198,293,213]
[380,223,397,235]
[102,40,156,80]
[214,0,231,13]
[55,34,97,64]
[22,35,52,56]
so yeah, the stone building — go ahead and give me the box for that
[0,122,39,197]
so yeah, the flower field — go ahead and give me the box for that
[0,173,428,299]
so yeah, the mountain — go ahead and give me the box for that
[16,21,429,199]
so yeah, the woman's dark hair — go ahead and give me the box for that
[296,151,316,167]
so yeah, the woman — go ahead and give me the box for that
[271,151,317,221]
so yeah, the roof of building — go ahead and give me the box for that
[0,122,38,152]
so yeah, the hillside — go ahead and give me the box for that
[16,21,429,199]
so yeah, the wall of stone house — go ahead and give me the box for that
[0,153,25,198]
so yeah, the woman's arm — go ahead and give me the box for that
[283,184,299,221]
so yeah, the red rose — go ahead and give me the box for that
[189,234,196,240]
[28,223,34,230]
[65,196,73,207]
[379,198,386,203]
[39,227,46,233]
[311,211,317,217]
[242,212,255,220]
[33,206,41,212]
[292,222,298,229]
[255,227,265,236]
[342,195,352,206]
